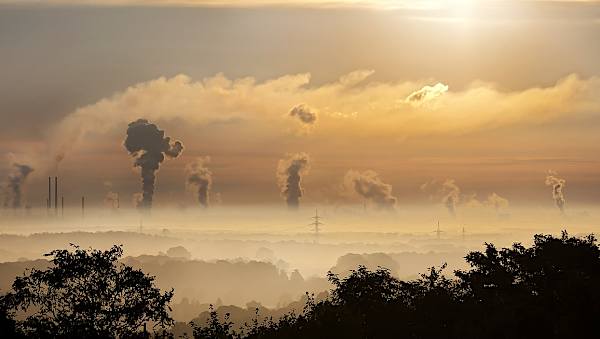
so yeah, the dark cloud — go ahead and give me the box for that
[289,104,317,125]
[277,153,310,209]
[124,119,183,210]
[344,170,397,210]
[186,157,213,208]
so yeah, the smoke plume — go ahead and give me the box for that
[277,153,310,209]
[545,170,566,213]
[421,179,461,216]
[186,157,213,207]
[289,104,317,125]
[344,170,397,209]
[103,182,119,209]
[124,119,184,209]
[485,192,509,211]
[4,163,34,209]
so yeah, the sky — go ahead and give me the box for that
[0,0,599,211]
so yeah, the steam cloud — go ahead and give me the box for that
[421,179,461,216]
[289,104,317,125]
[545,170,566,213]
[344,170,397,209]
[277,153,310,209]
[186,157,213,207]
[405,82,449,105]
[3,163,34,209]
[103,182,119,209]
[124,119,184,209]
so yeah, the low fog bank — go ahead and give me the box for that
[0,205,597,322]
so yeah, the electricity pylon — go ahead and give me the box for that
[433,221,444,239]
[309,208,324,243]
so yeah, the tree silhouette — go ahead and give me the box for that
[1,245,174,338]
[190,231,600,339]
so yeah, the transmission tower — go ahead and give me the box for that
[309,208,324,243]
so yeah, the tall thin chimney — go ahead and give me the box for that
[54,177,58,214]
[81,196,85,218]
[47,177,51,210]
[61,196,64,217]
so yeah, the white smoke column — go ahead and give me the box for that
[186,157,213,208]
[421,179,461,217]
[102,181,119,209]
[344,170,397,210]
[124,119,184,210]
[545,170,566,213]
[4,163,34,209]
[277,153,310,209]
[441,179,461,217]
[485,192,509,212]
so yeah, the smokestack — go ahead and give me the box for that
[54,176,58,215]
[61,196,64,217]
[48,177,51,210]
[81,196,85,218]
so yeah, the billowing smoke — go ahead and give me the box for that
[289,104,317,125]
[124,119,184,209]
[276,153,310,209]
[3,163,34,209]
[186,157,213,208]
[344,170,397,210]
[545,170,566,213]
[405,83,449,105]
[485,192,509,211]
[421,179,461,216]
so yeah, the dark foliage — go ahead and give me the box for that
[190,231,600,339]
[0,245,174,338]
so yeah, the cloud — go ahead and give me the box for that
[289,104,318,125]
[405,82,449,105]
[343,170,397,209]
[41,71,599,171]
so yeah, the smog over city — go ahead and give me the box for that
[1,1,600,337]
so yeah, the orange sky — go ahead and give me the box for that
[0,0,599,210]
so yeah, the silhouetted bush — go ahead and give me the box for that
[0,245,174,338]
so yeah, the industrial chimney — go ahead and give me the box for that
[54,176,58,215]
[47,177,51,210]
